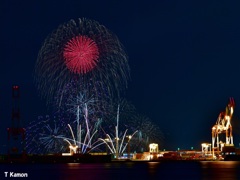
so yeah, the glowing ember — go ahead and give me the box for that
[63,35,99,74]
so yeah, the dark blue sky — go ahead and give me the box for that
[1,0,240,152]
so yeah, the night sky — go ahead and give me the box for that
[1,0,240,153]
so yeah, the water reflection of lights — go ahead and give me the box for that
[67,163,77,166]
[147,162,160,176]
[148,162,160,169]
[201,161,239,168]
[67,163,81,169]
[200,161,240,180]
[148,162,160,165]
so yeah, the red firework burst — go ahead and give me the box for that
[63,35,99,74]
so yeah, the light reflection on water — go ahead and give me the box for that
[200,161,240,180]
[1,161,240,180]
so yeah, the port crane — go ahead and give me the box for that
[212,98,235,155]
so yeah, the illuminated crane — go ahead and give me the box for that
[212,98,235,155]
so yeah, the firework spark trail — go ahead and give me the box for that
[120,130,138,153]
[28,116,102,155]
[84,103,91,145]
[66,123,101,154]
[97,105,139,158]
[26,98,164,154]
[25,115,69,154]
[67,91,96,115]
[118,129,128,154]
[68,124,76,146]
[63,102,105,154]
[127,114,164,152]
[98,130,138,156]
[82,130,98,153]
[53,82,109,132]
[68,91,107,147]
[35,18,130,107]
